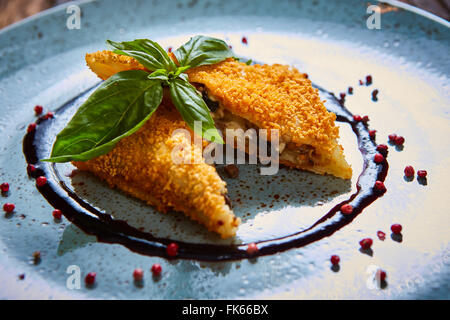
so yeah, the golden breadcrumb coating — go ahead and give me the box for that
[79,49,354,237]
[85,50,147,80]
[73,104,240,238]
[187,59,352,179]
[85,50,352,179]
[83,51,240,238]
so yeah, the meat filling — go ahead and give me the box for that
[198,85,316,167]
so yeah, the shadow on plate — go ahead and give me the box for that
[58,162,352,246]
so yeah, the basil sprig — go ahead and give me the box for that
[107,39,177,72]
[44,35,231,163]
[169,78,222,143]
[174,35,234,68]
[45,70,163,162]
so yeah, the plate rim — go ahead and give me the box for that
[0,0,449,39]
[0,0,448,300]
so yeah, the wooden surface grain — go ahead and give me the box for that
[0,0,448,30]
[401,0,450,20]
[0,0,54,29]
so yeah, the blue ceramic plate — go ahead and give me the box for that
[0,0,449,299]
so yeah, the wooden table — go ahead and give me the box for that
[0,0,448,30]
[401,0,450,20]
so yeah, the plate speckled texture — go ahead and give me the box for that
[0,0,449,299]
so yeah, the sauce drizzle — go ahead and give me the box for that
[23,84,388,261]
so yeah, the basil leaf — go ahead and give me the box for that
[43,70,163,162]
[148,69,169,81]
[169,78,224,144]
[174,35,233,69]
[107,39,177,72]
[177,73,189,82]
[174,65,191,76]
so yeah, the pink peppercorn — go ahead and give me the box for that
[369,130,376,139]
[359,238,373,250]
[36,176,47,187]
[391,224,402,234]
[353,115,362,122]
[376,144,388,153]
[340,92,346,100]
[34,105,43,115]
[340,204,353,215]
[372,89,379,100]
[374,153,384,163]
[27,123,36,133]
[166,242,179,257]
[366,75,372,85]
[241,36,248,44]
[374,181,386,192]
[52,209,62,219]
[404,166,414,177]
[85,272,96,285]
[377,231,386,241]
[1,183,9,193]
[394,136,405,146]
[133,268,144,281]
[44,111,54,119]
[417,170,427,178]
[388,134,397,142]
[348,87,353,94]
[246,243,259,255]
[362,115,369,123]
[330,255,340,265]
[3,203,15,213]
[151,263,162,276]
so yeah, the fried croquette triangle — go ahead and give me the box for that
[73,104,240,239]
[80,49,352,238]
[187,59,352,179]
[86,50,351,179]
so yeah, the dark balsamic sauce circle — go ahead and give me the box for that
[23,83,388,262]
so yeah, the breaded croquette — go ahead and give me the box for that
[85,50,147,80]
[187,59,352,179]
[73,103,240,238]
[86,50,351,179]
[80,49,352,238]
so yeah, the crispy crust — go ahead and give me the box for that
[73,104,240,238]
[80,50,351,239]
[85,50,147,80]
[85,51,351,179]
[76,53,240,237]
[187,59,337,147]
[187,59,352,179]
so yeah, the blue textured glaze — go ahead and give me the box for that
[0,0,449,299]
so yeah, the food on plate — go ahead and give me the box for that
[85,50,147,80]
[43,35,351,238]
[187,60,352,179]
[73,102,240,238]
[85,49,352,179]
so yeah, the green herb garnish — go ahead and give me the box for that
[43,35,233,163]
